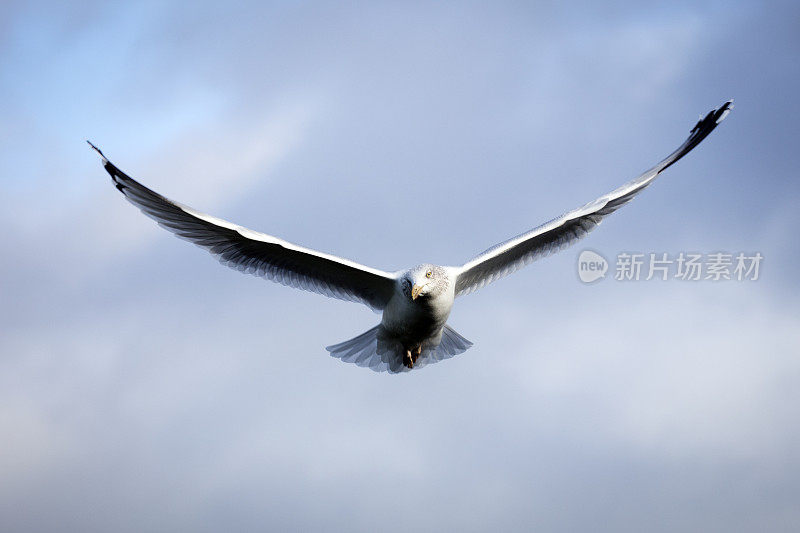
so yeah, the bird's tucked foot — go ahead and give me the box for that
[403,349,414,369]
[403,345,423,369]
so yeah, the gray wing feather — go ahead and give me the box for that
[90,144,397,311]
[454,100,733,297]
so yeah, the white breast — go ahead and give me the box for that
[380,273,456,344]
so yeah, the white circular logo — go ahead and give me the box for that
[577,250,608,283]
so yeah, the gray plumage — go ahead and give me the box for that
[90,100,732,373]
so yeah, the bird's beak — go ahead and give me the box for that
[411,284,425,300]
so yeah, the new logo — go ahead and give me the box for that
[577,250,608,283]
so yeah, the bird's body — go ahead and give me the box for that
[90,100,732,373]
[380,265,457,367]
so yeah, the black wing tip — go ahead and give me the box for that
[86,139,109,162]
[677,99,734,154]
[713,99,734,124]
[86,140,123,183]
[690,100,733,135]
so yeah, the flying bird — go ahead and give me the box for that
[90,100,732,373]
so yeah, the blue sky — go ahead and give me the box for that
[2,1,799,531]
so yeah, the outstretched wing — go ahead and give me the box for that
[454,100,733,297]
[90,143,397,311]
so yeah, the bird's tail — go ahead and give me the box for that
[326,324,473,374]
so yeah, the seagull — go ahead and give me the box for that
[89,100,732,373]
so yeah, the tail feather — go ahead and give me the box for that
[326,324,473,374]
[438,325,474,359]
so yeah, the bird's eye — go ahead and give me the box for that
[426,270,432,278]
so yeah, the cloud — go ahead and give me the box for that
[509,286,800,460]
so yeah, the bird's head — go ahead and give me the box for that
[403,264,448,302]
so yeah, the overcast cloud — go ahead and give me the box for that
[1,1,799,531]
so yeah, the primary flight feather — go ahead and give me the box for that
[90,100,732,373]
